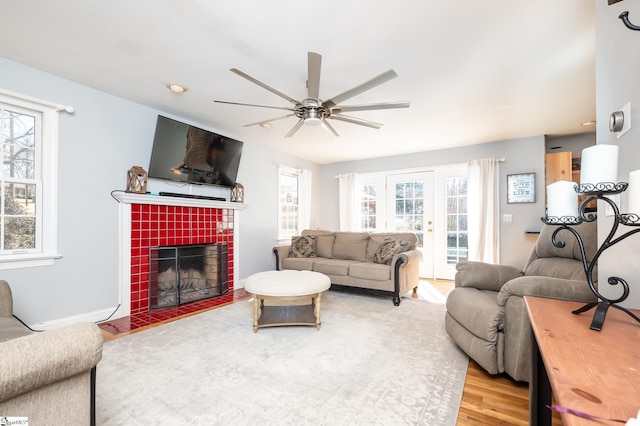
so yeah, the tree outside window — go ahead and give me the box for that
[1,108,37,251]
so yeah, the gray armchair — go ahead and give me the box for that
[445,221,597,382]
[0,280,103,424]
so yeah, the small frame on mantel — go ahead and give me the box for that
[507,173,536,204]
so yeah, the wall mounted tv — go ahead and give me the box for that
[148,115,244,188]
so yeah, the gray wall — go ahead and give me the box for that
[317,136,546,270]
[595,1,640,308]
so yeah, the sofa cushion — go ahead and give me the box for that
[372,237,411,265]
[366,232,418,261]
[288,235,317,258]
[332,232,369,261]
[349,262,391,281]
[282,257,317,271]
[301,230,335,258]
[312,259,359,276]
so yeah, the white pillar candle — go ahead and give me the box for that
[628,170,640,216]
[580,144,619,185]
[547,180,579,218]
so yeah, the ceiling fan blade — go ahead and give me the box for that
[243,114,295,127]
[330,114,383,129]
[320,119,338,137]
[230,68,299,105]
[332,101,410,113]
[213,100,295,112]
[285,119,305,137]
[307,52,322,100]
[322,69,398,109]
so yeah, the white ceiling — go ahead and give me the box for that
[0,1,595,164]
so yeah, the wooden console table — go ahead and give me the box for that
[526,296,640,425]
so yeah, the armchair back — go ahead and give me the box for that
[524,221,597,282]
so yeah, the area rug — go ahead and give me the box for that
[96,291,468,425]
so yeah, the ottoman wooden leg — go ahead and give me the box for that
[314,292,323,330]
[253,295,260,333]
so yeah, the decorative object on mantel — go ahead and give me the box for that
[542,144,640,331]
[608,0,640,31]
[126,166,148,194]
[230,182,244,203]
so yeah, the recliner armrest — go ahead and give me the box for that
[455,261,523,291]
[497,275,597,307]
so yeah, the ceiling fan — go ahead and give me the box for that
[213,52,410,137]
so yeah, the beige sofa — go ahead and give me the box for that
[445,222,597,382]
[0,280,103,425]
[273,230,422,305]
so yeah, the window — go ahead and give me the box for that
[446,176,468,264]
[359,183,377,231]
[278,167,299,240]
[354,174,385,232]
[0,90,60,269]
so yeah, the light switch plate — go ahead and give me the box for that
[616,102,631,139]
[502,214,513,222]
[605,194,621,216]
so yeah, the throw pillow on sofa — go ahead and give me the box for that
[289,235,317,258]
[373,237,411,265]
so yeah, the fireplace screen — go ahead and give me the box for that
[149,243,228,309]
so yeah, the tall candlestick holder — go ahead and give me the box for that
[542,182,640,331]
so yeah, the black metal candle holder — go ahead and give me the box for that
[542,182,640,331]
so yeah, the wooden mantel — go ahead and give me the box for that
[112,191,247,210]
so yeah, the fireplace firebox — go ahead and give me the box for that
[149,243,228,309]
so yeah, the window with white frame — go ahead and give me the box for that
[278,166,301,240]
[359,183,377,231]
[446,176,468,264]
[0,90,60,268]
[354,174,385,232]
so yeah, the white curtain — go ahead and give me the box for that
[338,173,359,232]
[467,158,499,263]
[298,169,312,231]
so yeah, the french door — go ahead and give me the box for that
[386,172,434,278]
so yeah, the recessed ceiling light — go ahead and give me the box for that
[166,83,188,94]
[581,120,596,126]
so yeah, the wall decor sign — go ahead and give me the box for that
[507,173,536,204]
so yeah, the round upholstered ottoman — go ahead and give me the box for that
[244,270,331,332]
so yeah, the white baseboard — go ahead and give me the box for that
[29,305,123,331]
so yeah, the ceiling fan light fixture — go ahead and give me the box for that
[304,117,322,126]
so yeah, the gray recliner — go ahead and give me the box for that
[445,221,597,382]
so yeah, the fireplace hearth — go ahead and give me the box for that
[149,243,229,309]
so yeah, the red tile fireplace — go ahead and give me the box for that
[111,192,246,320]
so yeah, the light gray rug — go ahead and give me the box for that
[96,291,468,425]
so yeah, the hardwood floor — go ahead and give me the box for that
[100,279,563,425]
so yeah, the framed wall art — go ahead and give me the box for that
[507,173,536,204]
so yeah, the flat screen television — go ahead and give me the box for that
[148,115,243,188]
